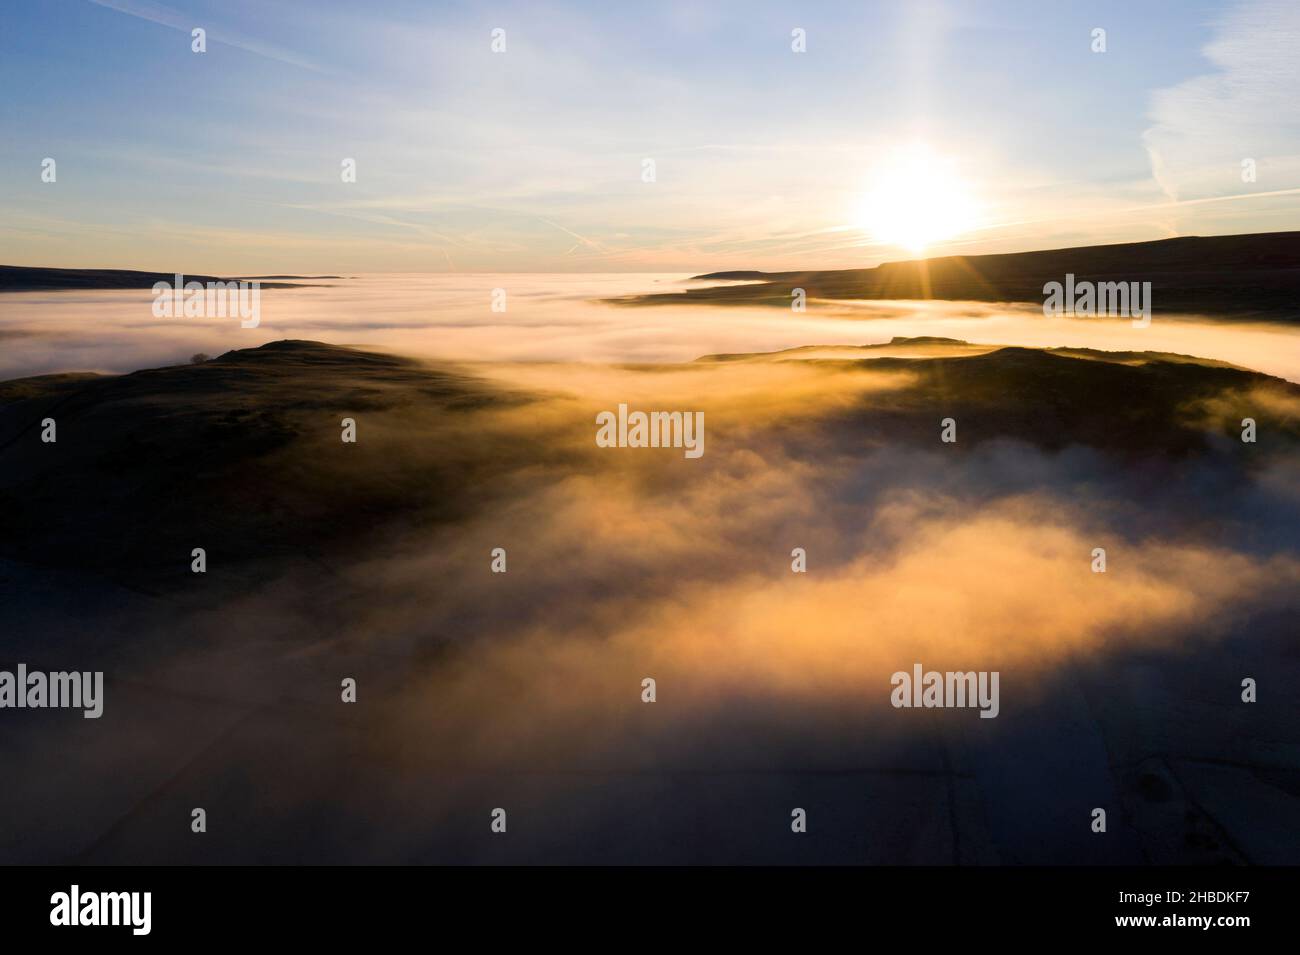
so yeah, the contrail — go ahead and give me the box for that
[87,0,333,74]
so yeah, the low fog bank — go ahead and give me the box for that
[1,340,1298,863]
[2,274,1299,383]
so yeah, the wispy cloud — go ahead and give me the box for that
[87,0,333,73]
[1143,0,1300,202]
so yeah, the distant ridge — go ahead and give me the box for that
[620,232,1300,319]
[0,265,319,292]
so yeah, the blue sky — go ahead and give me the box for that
[1,0,1297,271]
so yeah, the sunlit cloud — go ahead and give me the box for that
[1143,0,1300,203]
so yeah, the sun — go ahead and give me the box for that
[855,144,980,255]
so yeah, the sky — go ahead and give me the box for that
[1,0,1297,273]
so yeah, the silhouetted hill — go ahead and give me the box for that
[618,232,1300,319]
[699,335,1298,456]
[0,265,319,291]
[0,341,537,589]
[1,338,1294,590]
